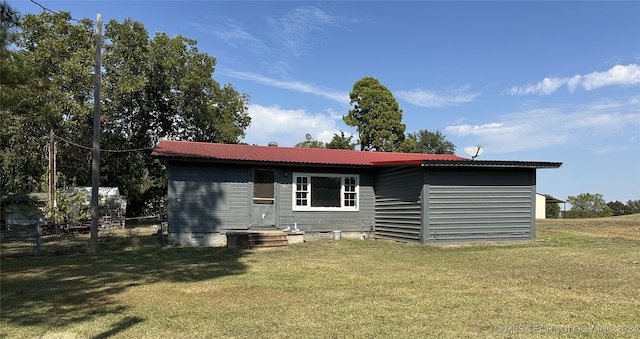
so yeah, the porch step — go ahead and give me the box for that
[226,230,290,250]
[248,231,289,249]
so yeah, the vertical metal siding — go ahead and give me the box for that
[374,167,423,242]
[427,169,535,243]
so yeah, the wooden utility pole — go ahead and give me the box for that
[49,129,56,226]
[89,14,102,254]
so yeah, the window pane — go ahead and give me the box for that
[295,177,308,206]
[311,177,340,207]
[253,169,274,204]
[296,192,307,206]
[343,177,357,208]
[344,193,356,206]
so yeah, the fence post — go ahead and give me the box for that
[34,218,42,256]
[158,210,164,246]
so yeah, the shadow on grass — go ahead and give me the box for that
[92,316,145,339]
[0,245,249,335]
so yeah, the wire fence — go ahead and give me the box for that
[0,215,167,257]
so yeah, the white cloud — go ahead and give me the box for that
[509,77,567,95]
[190,20,268,55]
[269,6,339,58]
[581,64,640,90]
[445,97,640,153]
[223,70,348,103]
[243,104,341,146]
[445,122,503,135]
[566,75,582,93]
[396,86,479,107]
[509,64,640,95]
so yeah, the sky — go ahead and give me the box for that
[10,0,640,204]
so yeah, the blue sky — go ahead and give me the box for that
[11,1,640,204]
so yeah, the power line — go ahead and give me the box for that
[29,0,81,22]
[54,134,153,153]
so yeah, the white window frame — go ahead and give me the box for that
[292,173,359,211]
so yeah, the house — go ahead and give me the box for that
[535,194,547,219]
[536,193,566,219]
[151,140,562,246]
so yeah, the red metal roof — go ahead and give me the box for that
[151,140,468,166]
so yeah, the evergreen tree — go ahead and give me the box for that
[325,131,356,150]
[344,77,407,152]
[406,129,456,154]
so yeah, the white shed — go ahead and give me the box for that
[535,193,547,219]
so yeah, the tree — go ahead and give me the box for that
[38,172,89,228]
[1,1,20,56]
[1,11,250,216]
[325,131,356,150]
[1,0,20,68]
[607,200,631,216]
[626,200,640,214]
[100,19,250,214]
[344,77,407,152]
[406,129,456,154]
[1,10,93,195]
[566,193,612,218]
[294,139,324,148]
[545,202,561,219]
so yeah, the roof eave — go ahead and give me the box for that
[156,156,373,169]
[421,160,563,169]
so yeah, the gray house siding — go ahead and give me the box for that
[168,163,250,235]
[277,169,375,234]
[374,167,424,242]
[425,168,536,243]
[167,162,375,245]
[167,160,540,246]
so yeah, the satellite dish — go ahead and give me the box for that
[463,145,483,160]
[305,133,312,141]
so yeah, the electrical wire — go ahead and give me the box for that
[29,0,82,22]
[54,134,153,153]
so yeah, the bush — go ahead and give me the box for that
[566,193,612,218]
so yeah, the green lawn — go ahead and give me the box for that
[1,215,639,338]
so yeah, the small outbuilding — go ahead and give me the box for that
[1,193,47,230]
[536,193,566,219]
[152,141,561,246]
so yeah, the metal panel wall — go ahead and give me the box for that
[374,167,424,242]
[426,168,536,243]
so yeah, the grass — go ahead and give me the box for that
[1,215,639,338]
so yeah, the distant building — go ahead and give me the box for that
[1,193,47,230]
[1,188,127,230]
[75,187,127,227]
[536,193,566,219]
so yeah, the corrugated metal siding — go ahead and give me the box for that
[277,170,375,233]
[374,167,424,242]
[168,163,249,233]
[426,169,535,243]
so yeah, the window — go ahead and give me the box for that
[293,173,359,211]
[253,169,274,205]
